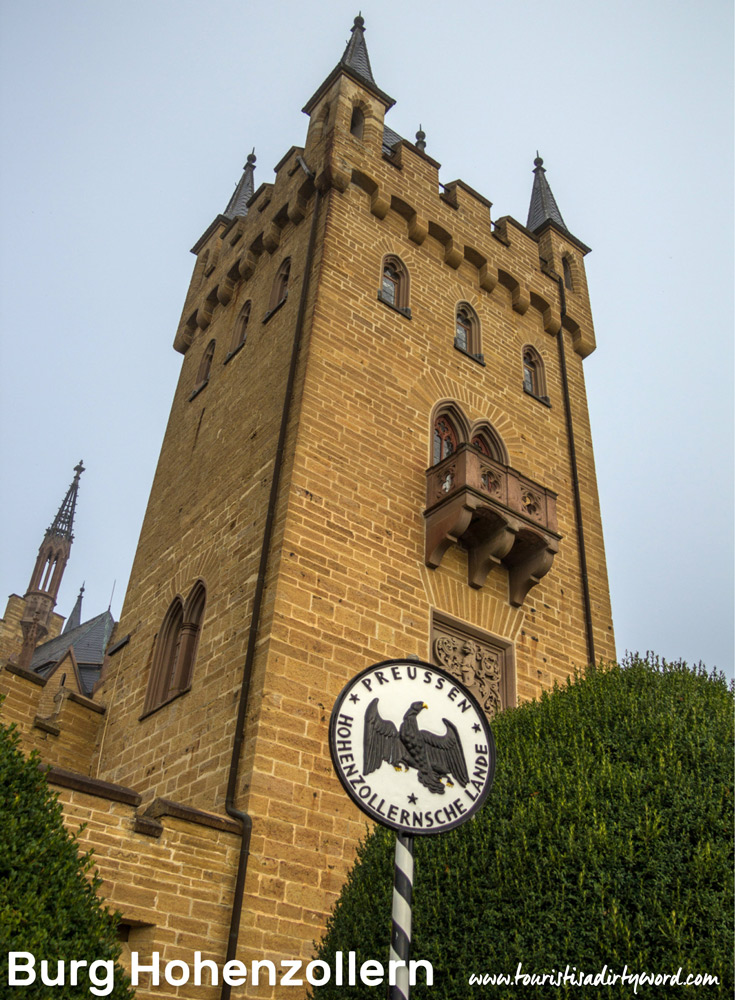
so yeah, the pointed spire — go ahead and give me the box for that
[526,154,567,233]
[340,14,376,87]
[63,583,85,633]
[303,15,395,115]
[47,460,84,542]
[224,149,256,219]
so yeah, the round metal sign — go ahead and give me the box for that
[329,659,496,835]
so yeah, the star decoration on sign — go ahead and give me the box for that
[472,723,481,732]
[349,694,360,703]
[408,793,417,804]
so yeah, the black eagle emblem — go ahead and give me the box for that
[363,698,469,795]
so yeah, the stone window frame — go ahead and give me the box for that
[190,340,216,400]
[430,609,516,720]
[522,345,550,406]
[378,254,411,318]
[349,103,366,140]
[454,301,485,365]
[225,300,251,363]
[141,580,206,719]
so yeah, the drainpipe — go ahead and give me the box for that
[556,276,596,666]
[221,165,322,1000]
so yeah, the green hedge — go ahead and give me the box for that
[0,716,133,998]
[312,656,734,998]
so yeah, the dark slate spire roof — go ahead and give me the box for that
[47,461,84,542]
[63,583,85,634]
[32,609,115,696]
[224,150,256,219]
[340,14,376,87]
[303,15,395,114]
[527,155,567,232]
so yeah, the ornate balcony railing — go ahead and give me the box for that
[424,444,561,606]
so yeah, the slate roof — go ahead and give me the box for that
[526,155,567,232]
[32,609,115,696]
[382,124,403,156]
[340,14,376,87]
[224,150,256,219]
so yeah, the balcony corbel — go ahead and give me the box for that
[424,444,561,605]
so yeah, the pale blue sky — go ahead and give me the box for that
[1,0,732,675]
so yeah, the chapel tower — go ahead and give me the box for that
[14,461,84,668]
[16,16,616,989]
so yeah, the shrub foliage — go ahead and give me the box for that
[313,656,734,998]
[0,718,133,998]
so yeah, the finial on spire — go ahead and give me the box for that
[526,152,567,233]
[415,125,426,152]
[48,461,85,542]
[340,13,376,86]
[224,148,257,219]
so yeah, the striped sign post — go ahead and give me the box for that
[390,831,415,1000]
[329,660,496,993]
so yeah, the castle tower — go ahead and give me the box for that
[0,17,614,988]
[16,461,84,669]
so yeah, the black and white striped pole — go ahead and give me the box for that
[389,831,415,1000]
[329,660,496,992]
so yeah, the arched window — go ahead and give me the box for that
[267,258,290,314]
[143,581,206,716]
[454,303,482,361]
[433,415,458,465]
[522,346,548,403]
[471,435,491,457]
[350,106,364,139]
[228,301,251,358]
[562,256,573,291]
[143,597,184,714]
[197,340,215,387]
[378,255,410,316]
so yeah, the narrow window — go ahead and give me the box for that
[267,258,291,315]
[142,582,206,716]
[433,416,458,465]
[350,106,364,139]
[456,308,471,352]
[523,350,537,395]
[230,301,251,355]
[144,597,184,714]
[381,263,399,306]
[471,435,491,457]
[562,256,573,291]
[197,340,215,387]
[454,303,482,361]
[378,256,410,316]
[522,346,548,403]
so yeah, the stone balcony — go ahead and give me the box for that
[424,444,561,606]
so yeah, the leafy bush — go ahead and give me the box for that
[313,656,734,998]
[0,716,133,998]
